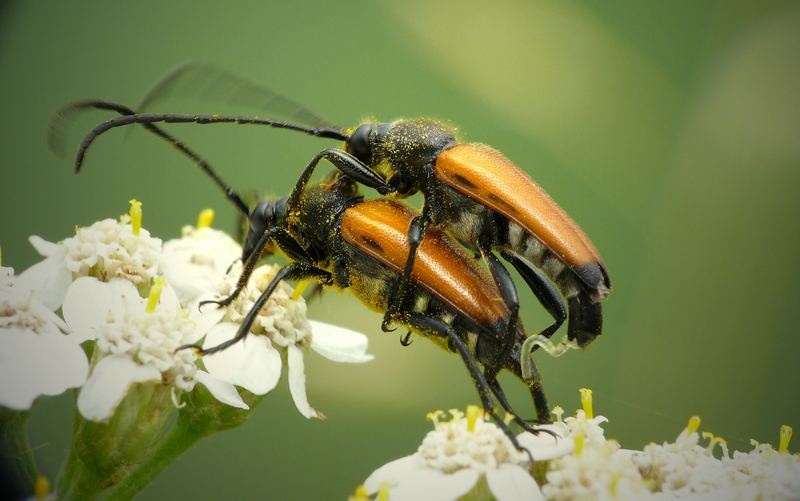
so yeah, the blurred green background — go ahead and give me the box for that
[1,0,799,498]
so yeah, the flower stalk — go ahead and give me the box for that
[0,409,38,496]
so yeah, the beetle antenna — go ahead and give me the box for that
[52,100,250,215]
[75,112,349,177]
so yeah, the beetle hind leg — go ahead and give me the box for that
[408,313,528,455]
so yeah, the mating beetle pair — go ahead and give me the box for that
[54,64,610,447]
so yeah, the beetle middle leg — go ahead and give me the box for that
[381,211,431,332]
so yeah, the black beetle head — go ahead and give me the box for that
[242,198,287,262]
[345,123,375,165]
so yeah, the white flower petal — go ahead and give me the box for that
[0,328,89,410]
[194,370,249,410]
[202,323,281,395]
[390,468,479,501]
[63,278,126,341]
[364,454,424,493]
[309,320,374,363]
[486,464,545,501]
[287,344,319,419]
[107,278,145,311]
[157,282,181,312]
[15,252,71,311]
[77,355,161,421]
[188,299,227,343]
[516,425,574,461]
[28,235,60,257]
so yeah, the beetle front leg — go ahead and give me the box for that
[200,227,278,310]
[288,148,393,209]
[183,262,332,356]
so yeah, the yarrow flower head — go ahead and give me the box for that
[0,263,88,410]
[23,200,162,310]
[364,406,546,501]
[633,417,800,499]
[194,263,374,419]
[62,275,246,421]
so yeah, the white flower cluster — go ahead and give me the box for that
[194,260,373,420]
[362,389,798,501]
[633,422,800,500]
[418,408,525,474]
[61,216,161,285]
[365,406,545,501]
[1,202,374,424]
[544,440,651,500]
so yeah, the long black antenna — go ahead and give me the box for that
[51,100,250,215]
[76,112,349,178]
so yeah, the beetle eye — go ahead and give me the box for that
[346,124,373,163]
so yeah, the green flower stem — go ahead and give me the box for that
[102,419,203,501]
[57,384,177,500]
[0,409,38,496]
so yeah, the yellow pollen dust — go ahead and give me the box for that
[146,277,166,313]
[466,405,481,432]
[779,425,793,454]
[34,475,50,501]
[503,411,515,425]
[574,433,585,456]
[196,208,215,228]
[687,415,702,435]
[129,198,143,235]
[579,388,593,419]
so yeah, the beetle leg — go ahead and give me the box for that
[408,313,528,455]
[479,247,520,381]
[183,262,332,356]
[501,250,567,340]
[200,227,311,311]
[199,227,279,310]
[487,377,556,436]
[399,331,413,346]
[287,148,392,210]
[381,212,431,332]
